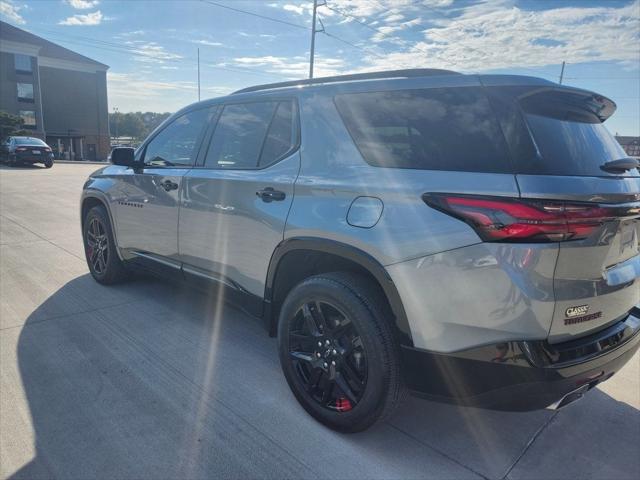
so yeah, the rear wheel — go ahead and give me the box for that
[278,272,403,432]
[83,205,128,284]
[44,159,53,168]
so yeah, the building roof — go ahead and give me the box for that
[0,20,108,68]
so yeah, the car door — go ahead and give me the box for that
[179,98,300,298]
[113,106,214,267]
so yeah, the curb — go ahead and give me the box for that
[54,161,110,165]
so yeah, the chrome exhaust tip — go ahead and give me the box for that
[547,384,590,410]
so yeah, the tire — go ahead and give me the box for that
[44,159,53,168]
[83,205,129,284]
[278,272,404,432]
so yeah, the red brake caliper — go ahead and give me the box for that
[336,397,352,412]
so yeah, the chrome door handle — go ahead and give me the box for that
[256,187,286,202]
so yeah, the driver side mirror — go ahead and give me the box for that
[111,147,139,167]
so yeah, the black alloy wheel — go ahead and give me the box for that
[83,205,129,284]
[86,217,109,275]
[288,300,367,412]
[278,272,404,432]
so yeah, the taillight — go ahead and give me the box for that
[15,147,27,152]
[44,147,51,152]
[423,194,614,242]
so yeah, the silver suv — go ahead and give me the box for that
[81,69,640,432]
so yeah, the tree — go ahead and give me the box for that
[0,111,29,142]
[109,111,172,144]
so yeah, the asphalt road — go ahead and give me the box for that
[1,163,639,480]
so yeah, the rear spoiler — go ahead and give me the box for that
[517,87,617,122]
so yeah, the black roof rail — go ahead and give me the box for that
[232,68,461,94]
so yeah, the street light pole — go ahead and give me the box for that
[113,107,119,141]
[309,0,318,79]
[197,48,201,101]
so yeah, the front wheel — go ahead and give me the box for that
[278,272,404,432]
[83,205,129,284]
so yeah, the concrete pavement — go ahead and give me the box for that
[1,163,639,479]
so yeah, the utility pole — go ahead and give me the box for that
[309,0,318,79]
[559,61,565,85]
[197,48,201,101]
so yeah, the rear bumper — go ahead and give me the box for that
[14,153,53,163]
[401,308,640,411]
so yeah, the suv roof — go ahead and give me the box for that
[232,68,462,94]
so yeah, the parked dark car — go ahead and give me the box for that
[1,136,54,168]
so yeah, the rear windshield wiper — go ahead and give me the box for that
[600,157,640,173]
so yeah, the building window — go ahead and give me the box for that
[14,54,33,73]
[19,110,36,128]
[17,83,34,102]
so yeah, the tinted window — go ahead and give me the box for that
[518,90,634,177]
[143,108,212,167]
[13,137,46,146]
[524,115,633,176]
[204,102,278,169]
[334,88,512,173]
[259,101,295,167]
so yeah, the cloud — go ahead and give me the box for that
[59,9,102,25]
[108,72,231,111]
[125,41,183,64]
[283,4,305,16]
[66,0,99,9]
[0,0,26,24]
[313,0,639,75]
[232,55,346,77]
[194,39,223,47]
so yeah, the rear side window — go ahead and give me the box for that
[334,88,512,173]
[259,101,295,167]
[204,100,296,169]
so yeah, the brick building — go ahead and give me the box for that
[0,21,110,160]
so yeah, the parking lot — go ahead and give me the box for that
[0,163,638,480]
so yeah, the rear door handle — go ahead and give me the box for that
[256,187,286,202]
[161,180,178,191]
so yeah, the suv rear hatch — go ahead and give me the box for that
[486,82,640,343]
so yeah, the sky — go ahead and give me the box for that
[1,0,639,135]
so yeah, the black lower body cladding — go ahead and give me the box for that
[401,309,640,411]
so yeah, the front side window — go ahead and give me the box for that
[14,54,32,73]
[334,88,512,173]
[17,83,34,101]
[19,110,36,127]
[142,108,213,167]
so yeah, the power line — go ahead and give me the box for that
[321,30,386,60]
[199,0,308,30]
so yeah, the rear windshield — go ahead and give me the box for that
[334,88,512,173]
[491,87,636,177]
[14,137,47,146]
[523,114,632,176]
